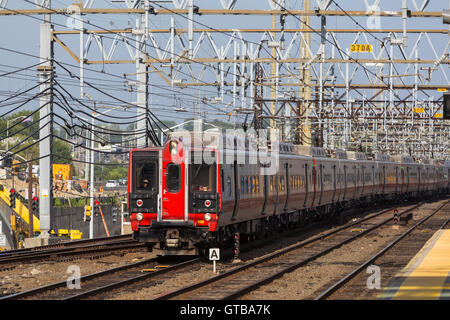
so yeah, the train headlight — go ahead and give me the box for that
[204,200,211,207]
[204,213,211,221]
[170,140,178,156]
[136,213,143,221]
[136,199,143,207]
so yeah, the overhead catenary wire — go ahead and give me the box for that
[3,0,434,143]
[15,0,269,118]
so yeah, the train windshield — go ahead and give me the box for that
[135,161,157,192]
[190,162,216,193]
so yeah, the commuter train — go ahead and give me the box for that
[127,132,450,255]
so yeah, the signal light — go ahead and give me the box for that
[31,196,39,215]
[93,200,100,216]
[9,189,15,209]
[169,140,178,156]
[84,205,91,222]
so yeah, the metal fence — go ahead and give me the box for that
[51,204,122,238]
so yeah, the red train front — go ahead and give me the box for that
[128,135,220,255]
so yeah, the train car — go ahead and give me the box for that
[128,133,449,256]
[444,160,450,192]
[129,134,222,255]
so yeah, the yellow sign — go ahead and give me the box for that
[413,107,424,113]
[437,88,447,92]
[53,164,72,181]
[350,44,372,52]
[434,113,443,118]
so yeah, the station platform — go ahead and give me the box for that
[380,229,450,300]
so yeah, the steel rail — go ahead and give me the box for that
[314,200,450,300]
[155,202,423,300]
[63,258,201,300]
[0,234,132,256]
[1,257,201,300]
[0,257,160,300]
[0,241,144,266]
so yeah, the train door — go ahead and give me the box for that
[162,161,184,220]
[311,160,317,208]
[336,163,344,202]
[418,166,421,192]
[130,150,160,219]
[371,165,375,196]
[274,172,279,214]
[284,162,290,210]
[318,163,323,205]
[343,165,347,200]
[406,166,410,193]
[395,167,399,194]
[361,165,365,196]
[353,165,358,200]
[400,167,405,194]
[262,175,268,215]
[231,160,239,220]
[447,168,450,191]
[332,164,337,203]
[304,163,309,208]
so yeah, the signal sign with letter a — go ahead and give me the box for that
[209,248,220,261]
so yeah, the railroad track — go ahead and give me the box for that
[0,234,132,256]
[0,204,381,300]
[154,202,435,300]
[0,235,144,268]
[2,200,441,300]
[0,257,200,300]
[313,200,450,300]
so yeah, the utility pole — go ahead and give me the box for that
[136,0,149,148]
[89,112,95,239]
[300,0,311,145]
[84,93,96,239]
[27,157,33,238]
[270,12,277,142]
[38,0,53,238]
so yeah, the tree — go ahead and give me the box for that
[94,160,127,182]
[53,139,73,164]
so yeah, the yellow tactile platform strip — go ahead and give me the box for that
[380,229,450,300]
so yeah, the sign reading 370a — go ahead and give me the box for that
[350,44,372,53]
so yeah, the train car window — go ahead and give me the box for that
[191,162,216,192]
[135,161,157,191]
[166,163,181,193]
